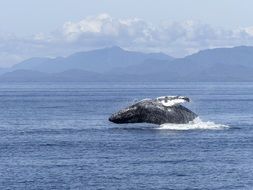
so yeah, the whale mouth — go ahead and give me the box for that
[109,114,122,123]
[109,115,122,123]
[109,107,139,124]
[108,115,114,122]
[158,117,229,131]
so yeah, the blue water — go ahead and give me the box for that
[0,82,252,189]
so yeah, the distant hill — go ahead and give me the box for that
[1,46,253,82]
[12,46,173,73]
[113,46,253,81]
[0,70,50,82]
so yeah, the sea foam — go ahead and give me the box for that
[158,117,229,131]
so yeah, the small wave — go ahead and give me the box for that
[158,117,229,131]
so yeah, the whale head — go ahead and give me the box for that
[109,105,141,124]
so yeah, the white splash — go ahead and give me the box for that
[158,117,229,131]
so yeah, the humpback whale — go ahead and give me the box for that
[109,96,197,125]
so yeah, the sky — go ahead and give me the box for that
[1,0,253,67]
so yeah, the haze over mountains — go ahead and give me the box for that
[11,46,173,73]
[1,46,253,82]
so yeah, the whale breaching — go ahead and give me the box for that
[109,96,197,125]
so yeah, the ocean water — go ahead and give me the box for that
[0,82,252,190]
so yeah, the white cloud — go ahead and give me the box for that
[2,13,253,67]
[60,14,154,48]
[57,14,253,55]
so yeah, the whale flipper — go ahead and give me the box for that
[156,96,190,107]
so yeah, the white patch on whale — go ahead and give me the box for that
[156,96,189,107]
[158,117,229,130]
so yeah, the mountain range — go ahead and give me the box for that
[11,46,173,73]
[1,46,253,82]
